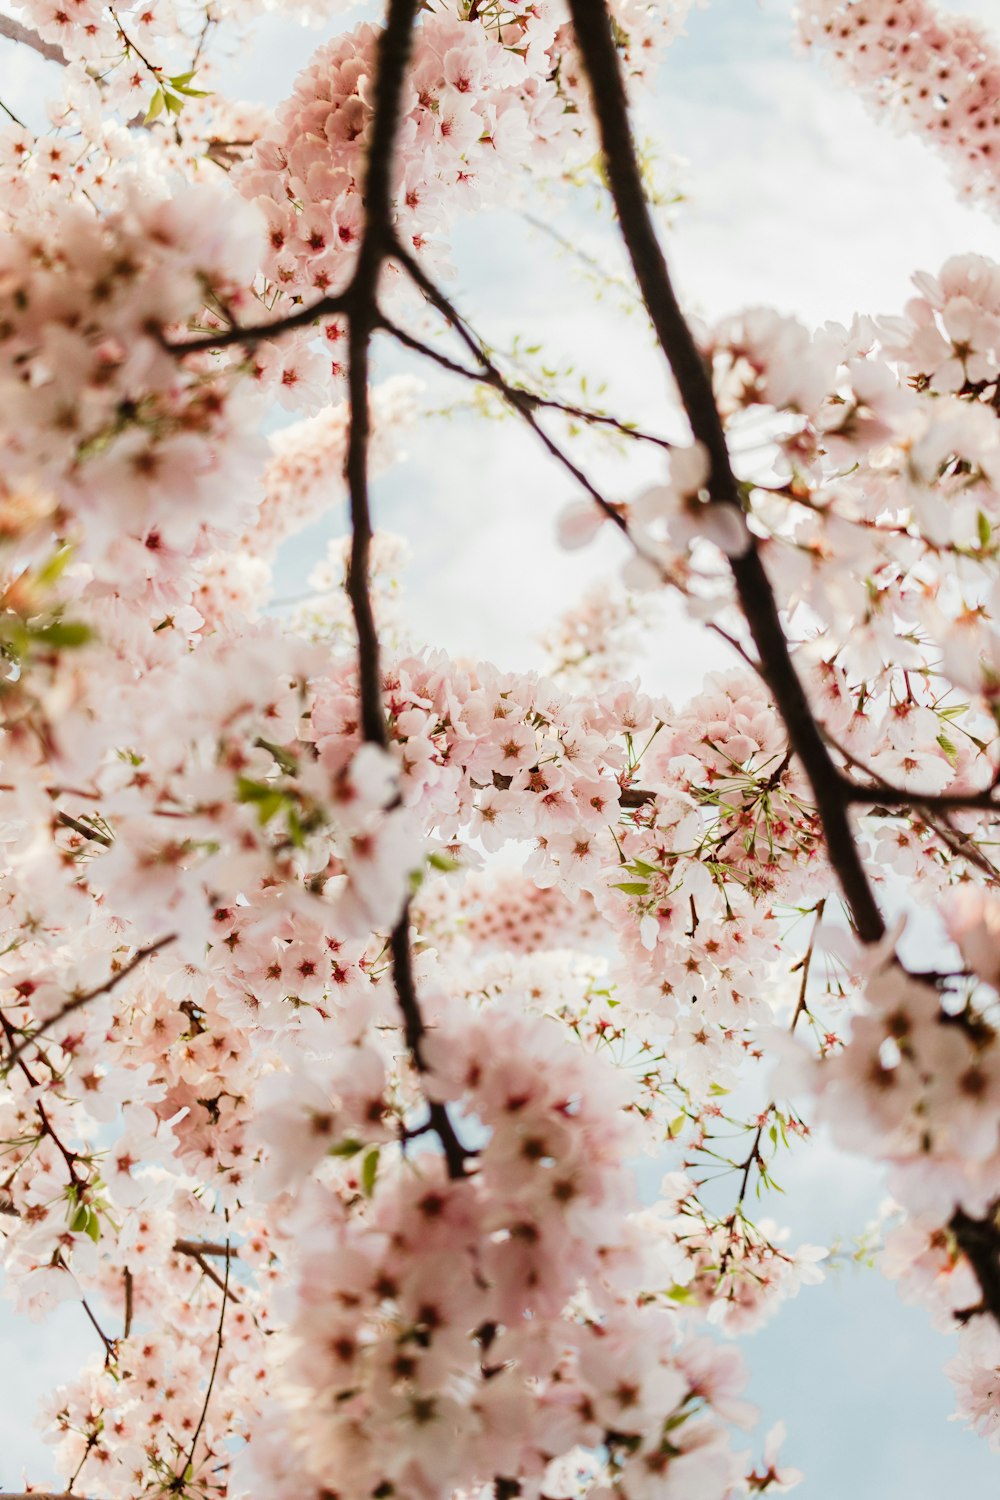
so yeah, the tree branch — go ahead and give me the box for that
[565,0,885,947]
[841,776,1000,814]
[379,309,674,449]
[341,0,472,1180]
[54,810,113,847]
[0,15,67,65]
[952,1206,1000,1326]
[166,291,349,356]
[386,252,639,547]
[173,1239,237,1258]
[566,0,1000,1335]
[179,1236,230,1482]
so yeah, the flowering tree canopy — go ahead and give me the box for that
[3,0,1000,1495]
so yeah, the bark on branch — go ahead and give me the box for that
[0,15,67,64]
[566,0,1000,1334]
[565,0,885,952]
[341,0,471,1179]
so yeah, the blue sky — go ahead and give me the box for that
[3,0,1000,1494]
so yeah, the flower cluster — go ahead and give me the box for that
[10,0,1000,1492]
[239,1007,751,1500]
[0,184,264,572]
[799,0,1000,215]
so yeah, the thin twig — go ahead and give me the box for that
[386,256,638,544]
[379,310,673,448]
[54,811,113,848]
[80,1293,116,1364]
[184,1247,241,1304]
[0,96,26,128]
[3,935,175,1070]
[166,290,349,355]
[180,1238,230,1481]
[737,900,825,1205]
[173,1239,238,1259]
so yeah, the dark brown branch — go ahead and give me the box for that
[565,0,885,947]
[735,900,825,1208]
[183,1246,241,1303]
[389,907,470,1179]
[108,7,162,78]
[341,0,472,1180]
[173,1239,237,1258]
[952,1206,1000,1326]
[619,787,655,809]
[80,1293,116,1363]
[346,311,384,743]
[173,1237,243,1300]
[841,776,1000,814]
[0,94,26,129]
[55,810,113,848]
[922,810,1000,883]
[166,291,349,356]
[566,0,1000,1333]
[0,1011,87,1193]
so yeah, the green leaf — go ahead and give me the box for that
[35,544,75,589]
[286,807,306,849]
[611,881,649,896]
[236,776,276,802]
[937,731,958,766]
[236,776,286,825]
[144,87,165,124]
[164,91,185,116]
[361,1145,380,1198]
[328,1138,363,1158]
[30,621,93,649]
[665,1283,697,1304]
[428,851,460,872]
[255,737,299,775]
[978,510,993,549]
